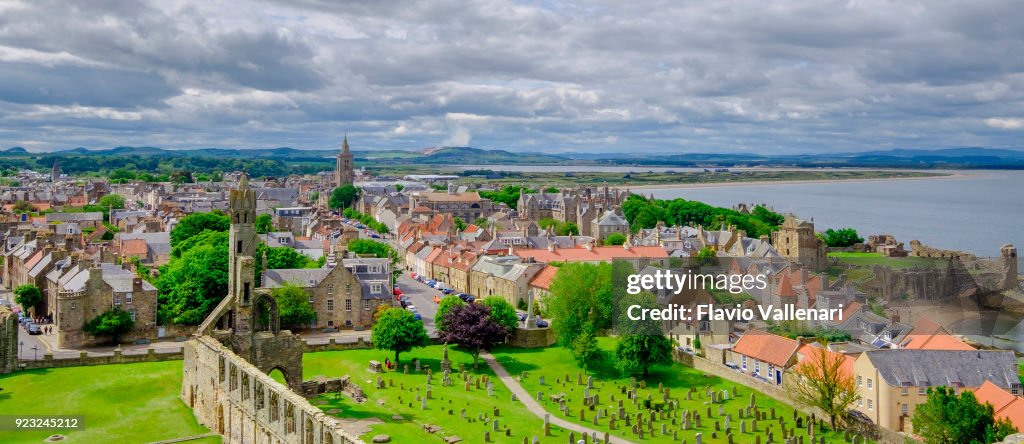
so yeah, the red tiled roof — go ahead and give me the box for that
[733,330,799,367]
[529,265,560,291]
[121,239,148,256]
[24,250,45,269]
[975,381,1024,431]
[902,333,975,351]
[514,245,668,263]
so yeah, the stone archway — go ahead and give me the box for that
[252,293,280,335]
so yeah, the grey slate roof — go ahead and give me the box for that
[864,349,1019,389]
[262,269,331,288]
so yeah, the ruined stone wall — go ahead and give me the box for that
[0,306,17,374]
[182,335,364,444]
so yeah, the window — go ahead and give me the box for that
[867,399,873,410]
[114,295,121,305]
[918,387,927,395]
[125,292,133,304]
[857,399,863,408]
[754,361,760,375]
[901,404,909,415]
[129,310,136,321]
[236,240,243,253]
[71,302,76,309]
[369,264,382,273]
[867,378,873,389]
[1013,385,1022,396]
[857,376,863,387]
[901,387,909,396]
[327,299,334,311]
[371,283,383,293]
[327,284,333,295]
[308,296,314,304]
[345,299,352,311]
[363,300,371,311]
[741,356,747,370]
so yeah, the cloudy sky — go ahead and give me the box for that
[1,0,1022,154]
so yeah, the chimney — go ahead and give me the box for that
[586,241,594,251]
[547,243,556,253]
[891,310,900,324]
[133,277,143,292]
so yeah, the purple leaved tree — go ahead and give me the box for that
[439,302,508,370]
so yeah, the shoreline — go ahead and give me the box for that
[615,171,976,191]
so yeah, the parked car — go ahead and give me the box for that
[441,288,454,295]
[517,312,528,321]
[406,305,416,312]
[393,287,404,297]
[535,319,549,328]
[412,312,422,321]
[27,323,42,335]
[370,233,381,239]
[457,293,475,302]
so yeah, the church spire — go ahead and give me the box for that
[342,134,350,154]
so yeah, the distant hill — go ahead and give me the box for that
[2,145,1022,169]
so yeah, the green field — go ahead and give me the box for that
[829,252,943,269]
[303,346,571,443]
[0,361,218,444]
[492,338,847,443]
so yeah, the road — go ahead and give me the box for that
[395,273,441,336]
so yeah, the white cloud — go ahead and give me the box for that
[985,118,1024,130]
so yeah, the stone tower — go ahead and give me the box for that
[228,172,259,308]
[335,135,355,186]
[1001,244,1018,290]
[199,172,304,391]
[771,215,828,271]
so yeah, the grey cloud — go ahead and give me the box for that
[0,0,1022,153]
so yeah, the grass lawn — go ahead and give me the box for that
[0,361,218,444]
[828,252,942,269]
[303,345,571,443]
[492,338,848,443]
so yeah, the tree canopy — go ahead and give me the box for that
[98,193,126,209]
[538,218,580,236]
[439,302,508,369]
[547,262,613,355]
[821,228,864,247]
[255,213,274,234]
[170,211,230,246]
[436,296,466,333]
[477,185,536,209]
[14,284,42,314]
[329,184,360,209]
[790,346,859,430]
[479,296,518,334]
[912,386,1017,444]
[157,231,230,325]
[622,194,782,238]
[603,232,627,246]
[371,308,430,364]
[84,307,135,344]
[271,284,316,328]
[613,291,674,378]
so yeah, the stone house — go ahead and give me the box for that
[852,349,1019,433]
[771,215,828,271]
[261,257,393,331]
[469,255,545,306]
[730,330,800,385]
[49,262,159,347]
[591,209,629,243]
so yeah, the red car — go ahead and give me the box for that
[393,287,403,297]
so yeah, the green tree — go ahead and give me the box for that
[477,185,536,209]
[255,213,274,234]
[453,217,467,232]
[572,330,603,372]
[822,228,864,248]
[171,229,227,259]
[109,168,137,183]
[98,193,126,209]
[913,386,1017,444]
[83,307,135,344]
[436,296,466,333]
[308,191,319,202]
[473,217,489,228]
[346,239,401,282]
[371,308,430,364]
[547,262,613,352]
[170,211,230,246]
[603,233,627,246]
[14,284,42,314]
[615,334,673,379]
[696,246,719,266]
[394,184,404,192]
[157,234,229,325]
[271,284,316,329]
[329,184,360,209]
[479,296,518,334]
[12,200,35,213]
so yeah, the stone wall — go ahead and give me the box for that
[508,326,555,348]
[1,306,17,374]
[18,347,185,370]
[182,335,364,444]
